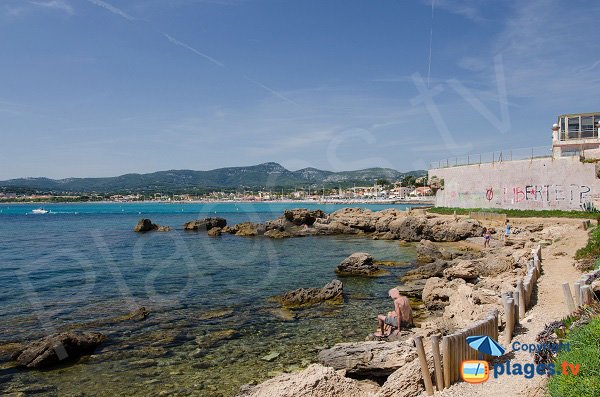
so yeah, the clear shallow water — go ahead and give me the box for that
[0,202,421,396]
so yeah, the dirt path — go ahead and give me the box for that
[432,217,587,397]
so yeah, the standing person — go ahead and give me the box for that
[504,219,511,241]
[483,227,491,248]
[375,288,413,337]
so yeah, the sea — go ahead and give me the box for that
[0,202,421,396]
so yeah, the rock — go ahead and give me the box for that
[416,240,441,263]
[525,224,544,233]
[261,351,280,362]
[422,277,466,310]
[402,260,449,281]
[264,229,294,239]
[195,329,239,349]
[231,222,263,236]
[129,358,158,369]
[198,308,234,320]
[318,341,417,377]
[283,209,326,225]
[134,218,159,232]
[336,253,386,276]
[591,279,600,294]
[444,260,479,280]
[117,306,149,322]
[395,280,427,299]
[13,332,106,369]
[157,226,172,232]
[376,356,432,397]
[184,217,227,231]
[236,364,369,397]
[275,279,343,308]
[207,227,222,236]
[0,342,25,363]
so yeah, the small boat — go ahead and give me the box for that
[32,208,49,214]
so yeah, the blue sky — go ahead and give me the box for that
[1,0,599,179]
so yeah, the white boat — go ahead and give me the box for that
[32,208,49,214]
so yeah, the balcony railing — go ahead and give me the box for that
[429,146,551,169]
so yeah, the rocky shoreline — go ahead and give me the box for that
[4,207,587,397]
[232,209,585,397]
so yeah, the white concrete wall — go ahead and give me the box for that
[429,156,600,210]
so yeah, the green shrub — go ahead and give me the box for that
[547,317,600,397]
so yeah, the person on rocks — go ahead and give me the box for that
[483,227,491,248]
[375,288,414,337]
[504,219,511,241]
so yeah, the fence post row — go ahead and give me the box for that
[416,245,543,390]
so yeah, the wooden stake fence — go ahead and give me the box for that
[415,245,543,390]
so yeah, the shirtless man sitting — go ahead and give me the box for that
[375,288,414,337]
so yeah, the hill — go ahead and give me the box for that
[0,162,426,194]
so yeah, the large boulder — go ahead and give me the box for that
[133,218,158,232]
[237,364,371,397]
[13,332,106,369]
[283,209,326,226]
[422,277,466,310]
[318,341,417,377]
[336,253,385,276]
[275,279,343,307]
[444,260,479,280]
[184,217,227,231]
[395,280,427,299]
[401,260,450,281]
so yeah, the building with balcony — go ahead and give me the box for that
[552,112,600,157]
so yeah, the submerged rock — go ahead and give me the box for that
[335,253,386,276]
[184,217,227,231]
[275,279,343,308]
[13,332,106,369]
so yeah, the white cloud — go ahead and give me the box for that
[30,1,74,16]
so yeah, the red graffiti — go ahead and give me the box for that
[514,187,525,202]
[486,188,494,201]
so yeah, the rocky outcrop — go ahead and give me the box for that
[207,227,222,236]
[237,364,371,397]
[275,279,343,307]
[283,209,326,226]
[335,253,386,276]
[13,332,106,369]
[444,260,479,280]
[184,217,227,231]
[318,341,417,377]
[395,279,427,299]
[422,277,466,310]
[416,240,441,263]
[229,222,263,236]
[133,219,159,232]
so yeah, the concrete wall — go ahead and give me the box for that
[429,156,600,210]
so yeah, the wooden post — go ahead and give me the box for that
[562,283,576,314]
[517,281,526,318]
[503,297,513,344]
[442,336,451,388]
[414,336,434,396]
[431,335,444,391]
[581,285,593,305]
[514,290,520,326]
[574,282,581,307]
[452,334,459,382]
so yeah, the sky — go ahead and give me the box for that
[1,0,599,179]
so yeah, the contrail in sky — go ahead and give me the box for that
[86,0,135,20]
[163,33,225,67]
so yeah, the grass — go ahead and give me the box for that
[427,207,600,219]
[547,316,600,397]
[575,226,600,270]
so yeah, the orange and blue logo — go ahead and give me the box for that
[461,360,489,383]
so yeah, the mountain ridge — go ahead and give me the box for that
[0,162,426,194]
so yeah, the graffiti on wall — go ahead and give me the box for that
[447,184,593,206]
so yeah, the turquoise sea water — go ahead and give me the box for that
[0,202,421,396]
